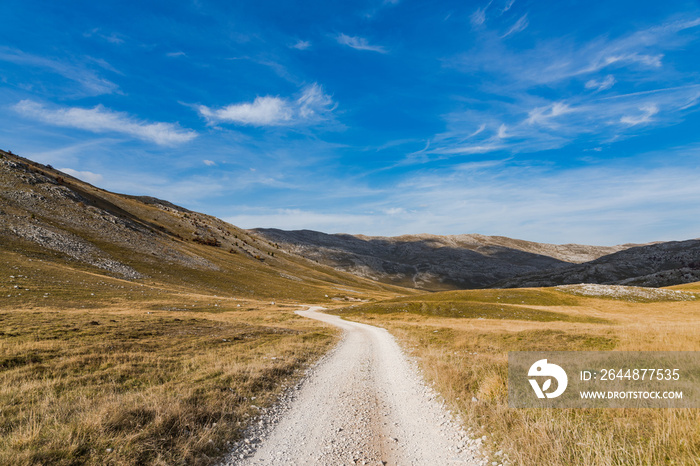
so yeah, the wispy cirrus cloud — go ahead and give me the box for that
[336,34,388,53]
[502,0,516,13]
[472,0,521,28]
[13,100,197,145]
[620,104,659,126]
[83,28,125,45]
[470,4,490,27]
[291,40,311,50]
[453,16,700,87]
[426,84,700,159]
[526,102,574,126]
[585,74,616,91]
[0,47,118,95]
[501,14,528,38]
[197,83,335,126]
[428,15,700,159]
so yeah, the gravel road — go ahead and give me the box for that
[223,307,488,465]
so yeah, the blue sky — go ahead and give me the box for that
[2,0,700,245]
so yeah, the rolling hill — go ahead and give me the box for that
[0,149,412,302]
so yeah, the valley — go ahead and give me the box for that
[1,150,698,465]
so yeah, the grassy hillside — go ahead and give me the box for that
[0,150,414,303]
[0,245,350,465]
[0,150,415,465]
[331,285,700,466]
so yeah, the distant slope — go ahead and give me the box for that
[0,150,412,301]
[497,239,700,288]
[252,229,634,291]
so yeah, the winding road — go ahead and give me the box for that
[227,307,485,465]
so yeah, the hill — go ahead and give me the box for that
[0,149,412,302]
[252,228,637,291]
[497,239,700,288]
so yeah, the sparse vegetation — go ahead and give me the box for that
[0,271,339,465]
[332,287,700,465]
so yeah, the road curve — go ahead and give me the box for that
[227,306,484,465]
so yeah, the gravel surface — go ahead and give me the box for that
[223,307,487,466]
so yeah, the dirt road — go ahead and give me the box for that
[226,307,486,465]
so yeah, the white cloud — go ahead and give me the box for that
[436,14,700,158]
[451,16,700,89]
[336,34,388,53]
[501,14,529,38]
[291,40,311,50]
[430,85,699,159]
[526,102,574,125]
[203,160,216,166]
[166,51,187,58]
[502,0,515,13]
[13,100,197,145]
[84,28,125,45]
[0,47,118,95]
[470,5,489,26]
[297,83,335,119]
[679,93,700,110]
[620,105,659,126]
[469,124,487,138]
[197,83,335,126]
[104,34,124,45]
[583,53,663,74]
[58,168,104,184]
[432,143,506,155]
[585,74,616,91]
[199,96,293,126]
[384,207,406,215]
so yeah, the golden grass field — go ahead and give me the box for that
[332,285,700,466]
[0,249,347,465]
[0,303,336,465]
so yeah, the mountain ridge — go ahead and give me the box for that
[251,228,648,291]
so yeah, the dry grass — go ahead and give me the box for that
[333,287,700,466]
[0,194,412,466]
[0,248,346,465]
[0,303,337,466]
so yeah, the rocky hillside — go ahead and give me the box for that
[251,229,635,291]
[0,150,411,301]
[497,239,700,288]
